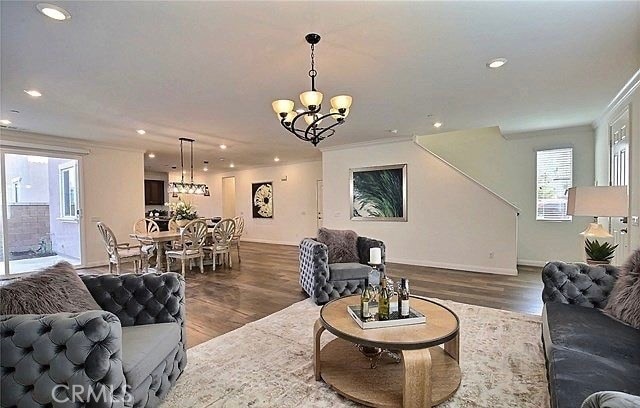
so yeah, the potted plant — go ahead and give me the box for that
[168,199,198,227]
[584,239,618,265]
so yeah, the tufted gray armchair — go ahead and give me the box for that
[542,261,619,308]
[1,273,186,408]
[299,236,386,305]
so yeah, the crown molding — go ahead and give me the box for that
[0,128,146,154]
[318,136,412,152]
[592,68,640,129]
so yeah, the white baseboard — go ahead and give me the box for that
[517,259,549,267]
[385,257,518,276]
[240,238,299,246]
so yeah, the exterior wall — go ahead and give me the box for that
[48,158,81,259]
[5,204,50,255]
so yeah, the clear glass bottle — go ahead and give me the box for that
[360,277,374,320]
[378,278,391,321]
[397,278,410,318]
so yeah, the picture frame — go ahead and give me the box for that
[350,164,407,222]
[252,181,273,219]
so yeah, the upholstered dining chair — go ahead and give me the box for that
[96,221,144,274]
[231,216,245,263]
[133,218,159,267]
[166,219,208,276]
[204,218,235,271]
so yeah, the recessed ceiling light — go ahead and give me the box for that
[203,167,209,172]
[274,157,280,162]
[24,89,42,97]
[486,58,507,69]
[0,119,11,125]
[136,129,146,135]
[433,122,443,128]
[219,144,227,150]
[203,160,209,171]
[36,3,71,21]
[230,163,235,168]
[147,153,155,158]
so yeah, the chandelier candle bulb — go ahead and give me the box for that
[370,248,382,265]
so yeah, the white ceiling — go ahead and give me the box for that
[2,1,639,173]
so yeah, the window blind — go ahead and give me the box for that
[536,147,573,221]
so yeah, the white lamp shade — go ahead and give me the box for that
[272,99,294,115]
[299,91,323,108]
[566,186,628,217]
[330,95,352,110]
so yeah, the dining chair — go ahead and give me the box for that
[204,218,236,271]
[96,222,144,274]
[132,218,160,268]
[166,218,183,250]
[231,216,245,263]
[165,219,208,276]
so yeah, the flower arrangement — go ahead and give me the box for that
[166,199,198,221]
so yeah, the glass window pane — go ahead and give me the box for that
[536,148,573,221]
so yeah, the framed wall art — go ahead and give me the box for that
[252,181,273,219]
[350,164,407,222]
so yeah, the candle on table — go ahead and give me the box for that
[370,247,382,265]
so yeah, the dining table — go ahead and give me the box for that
[130,230,182,272]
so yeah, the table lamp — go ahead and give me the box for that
[566,186,628,238]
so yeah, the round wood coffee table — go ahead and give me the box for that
[314,295,461,408]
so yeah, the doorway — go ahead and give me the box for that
[609,106,630,265]
[316,180,323,228]
[0,151,82,275]
[222,176,236,219]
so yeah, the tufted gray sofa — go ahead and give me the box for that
[1,272,186,408]
[541,261,640,408]
[299,236,385,305]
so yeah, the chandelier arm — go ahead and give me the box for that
[311,119,344,141]
[303,111,344,141]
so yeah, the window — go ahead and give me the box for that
[536,147,573,221]
[59,162,78,219]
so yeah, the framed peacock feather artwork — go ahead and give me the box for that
[350,164,407,222]
[252,181,273,219]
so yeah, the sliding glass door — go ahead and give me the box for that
[0,150,82,275]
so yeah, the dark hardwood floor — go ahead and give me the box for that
[78,242,543,348]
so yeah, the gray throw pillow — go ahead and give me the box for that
[317,227,360,264]
[604,248,640,329]
[0,261,100,315]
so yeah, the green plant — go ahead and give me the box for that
[584,239,618,262]
[168,199,198,221]
[352,169,404,218]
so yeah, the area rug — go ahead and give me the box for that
[162,298,549,407]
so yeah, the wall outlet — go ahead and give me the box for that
[632,216,639,227]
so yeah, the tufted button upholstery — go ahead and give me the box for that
[1,272,186,408]
[542,261,619,309]
[299,236,386,305]
[0,311,126,407]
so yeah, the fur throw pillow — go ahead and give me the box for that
[317,228,360,264]
[604,248,640,329]
[0,261,100,315]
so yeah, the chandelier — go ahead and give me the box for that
[168,138,210,197]
[272,33,353,146]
